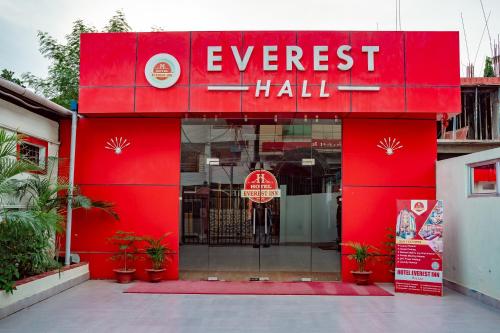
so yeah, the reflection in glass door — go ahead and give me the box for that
[179,119,341,281]
[259,161,312,276]
[206,164,259,273]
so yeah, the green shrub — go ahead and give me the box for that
[0,129,117,293]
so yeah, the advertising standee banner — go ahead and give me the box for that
[395,200,444,296]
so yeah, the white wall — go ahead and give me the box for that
[0,99,60,206]
[0,99,59,143]
[437,148,500,301]
[0,99,60,168]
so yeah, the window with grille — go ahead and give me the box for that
[19,142,46,169]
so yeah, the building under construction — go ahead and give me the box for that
[439,77,500,159]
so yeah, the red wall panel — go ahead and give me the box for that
[135,86,189,114]
[79,33,137,86]
[79,87,135,114]
[75,118,180,185]
[59,118,182,281]
[190,87,242,113]
[406,87,461,114]
[350,87,405,113]
[342,118,436,187]
[405,31,460,86]
[71,185,179,280]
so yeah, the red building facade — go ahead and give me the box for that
[61,31,460,282]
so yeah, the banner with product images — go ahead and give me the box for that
[395,200,444,296]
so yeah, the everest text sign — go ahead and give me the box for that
[241,170,281,203]
[146,43,381,97]
[206,44,380,97]
[395,200,444,296]
[79,31,461,115]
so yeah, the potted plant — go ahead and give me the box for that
[384,227,396,276]
[342,241,378,285]
[142,233,172,282]
[109,230,140,283]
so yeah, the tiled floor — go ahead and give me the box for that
[1,280,500,333]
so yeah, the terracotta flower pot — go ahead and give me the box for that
[113,269,136,284]
[145,268,166,282]
[351,271,372,285]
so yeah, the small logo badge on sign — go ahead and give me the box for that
[411,200,427,216]
[145,53,181,88]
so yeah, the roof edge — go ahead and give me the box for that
[0,77,73,118]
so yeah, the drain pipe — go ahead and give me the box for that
[64,101,78,266]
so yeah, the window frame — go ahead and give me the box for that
[16,135,49,173]
[467,158,500,197]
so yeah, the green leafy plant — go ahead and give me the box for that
[109,231,141,271]
[18,159,118,220]
[0,129,118,294]
[0,130,52,293]
[342,241,378,272]
[142,233,172,270]
[384,227,396,270]
[484,56,494,77]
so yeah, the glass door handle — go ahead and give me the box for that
[252,208,256,235]
[264,208,268,235]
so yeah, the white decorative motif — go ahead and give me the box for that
[105,137,130,154]
[377,137,403,156]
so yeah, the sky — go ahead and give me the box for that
[0,0,499,78]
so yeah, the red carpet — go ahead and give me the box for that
[124,281,393,296]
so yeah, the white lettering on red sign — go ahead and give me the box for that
[207,45,379,72]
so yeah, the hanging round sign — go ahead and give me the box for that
[241,170,281,203]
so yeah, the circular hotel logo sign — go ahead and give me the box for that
[241,170,281,204]
[145,53,180,88]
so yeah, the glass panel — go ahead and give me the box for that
[311,122,342,280]
[470,163,497,194]
[207,165,259,273]
[259,161,312,277]
[179,124,210,277]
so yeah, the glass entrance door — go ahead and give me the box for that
[179,119,341,281]
[207,161,312,280]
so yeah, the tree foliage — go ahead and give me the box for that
[104,10,132,32]
[0,69,25,87]
[484,57,494,77]
[22,10,131,109]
